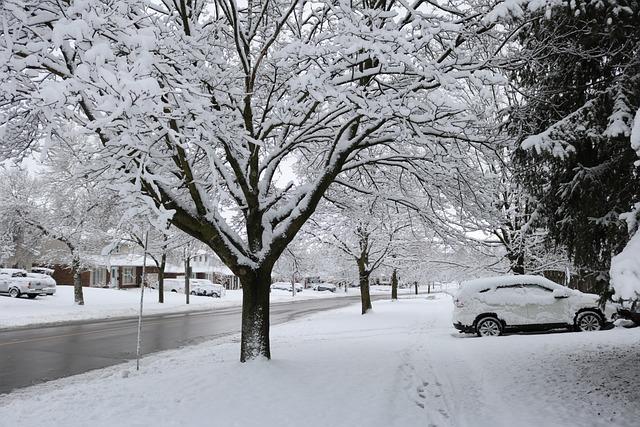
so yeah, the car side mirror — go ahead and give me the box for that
[553,289,569,299]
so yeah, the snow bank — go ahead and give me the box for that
[610,231,640,301]
[631,108,640,158]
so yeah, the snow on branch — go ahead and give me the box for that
[521,99,596,158]
[0,0,516,274]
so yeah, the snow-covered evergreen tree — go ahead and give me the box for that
[508,1,640,293]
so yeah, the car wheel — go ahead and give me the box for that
[575,311,603,332]
[27,294,38,299]
[9,288,20,298]
[476,317,503,337]
[190,291,197,295]
[171,290,177,293]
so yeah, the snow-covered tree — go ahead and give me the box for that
[272,234,316,294]
[487,155,573,276]
[119,221,195,303]
[508,1,640,294]
[1,0,521,361]
[0,149,116,304]
[309,196,411,313]
[0,166,43,267]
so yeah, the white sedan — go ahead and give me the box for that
[0,268,49,299]
[313,283,337,292]
[453,275,618,337]
[270,282,304,292]
[152,278,226,297]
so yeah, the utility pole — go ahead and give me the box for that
[184,248,190,305]
[291,270,296,297]
[136,230,149,371]
[287,248,298,297]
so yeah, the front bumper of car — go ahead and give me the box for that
[453,322,475,333]
[43,287,56,295]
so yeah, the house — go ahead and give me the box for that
[85,254,184,288]
[48,254,183,288]
[44,247,241,290]
[189,251,241,289]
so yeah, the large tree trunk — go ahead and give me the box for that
[158,252,166,304]
[240,268,272,362]
[391,268,398,301]
[72,254,84,305]
[357,261,372,315]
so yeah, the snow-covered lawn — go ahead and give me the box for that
[0,285,408,329]
[2,294,638,427]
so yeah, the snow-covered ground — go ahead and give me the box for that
[0,284,410,329]
[2,294,638,427]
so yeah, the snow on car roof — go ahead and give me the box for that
[0,268,28,275]
[459,275,560,295]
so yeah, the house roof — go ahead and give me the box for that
[191,264,234,275]
[85,254,235,276]
[85,254,181,273]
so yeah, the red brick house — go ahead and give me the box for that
[48,254,181,289]
[48,252,240,290]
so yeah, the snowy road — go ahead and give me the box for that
[0,295,376,394]
[1,295,639,427]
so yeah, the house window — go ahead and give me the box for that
[92,269,107,287]
[122,267,136,286]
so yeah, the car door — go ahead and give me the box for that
[522,284,569,325]
[166,279,181,292]
[478,284,530,325]
[0,272,8,292]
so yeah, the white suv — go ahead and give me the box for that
[453,275,617,337]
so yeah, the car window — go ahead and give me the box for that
[493,284,525,296]
[496,284,523,290]
[523,284,553,294]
